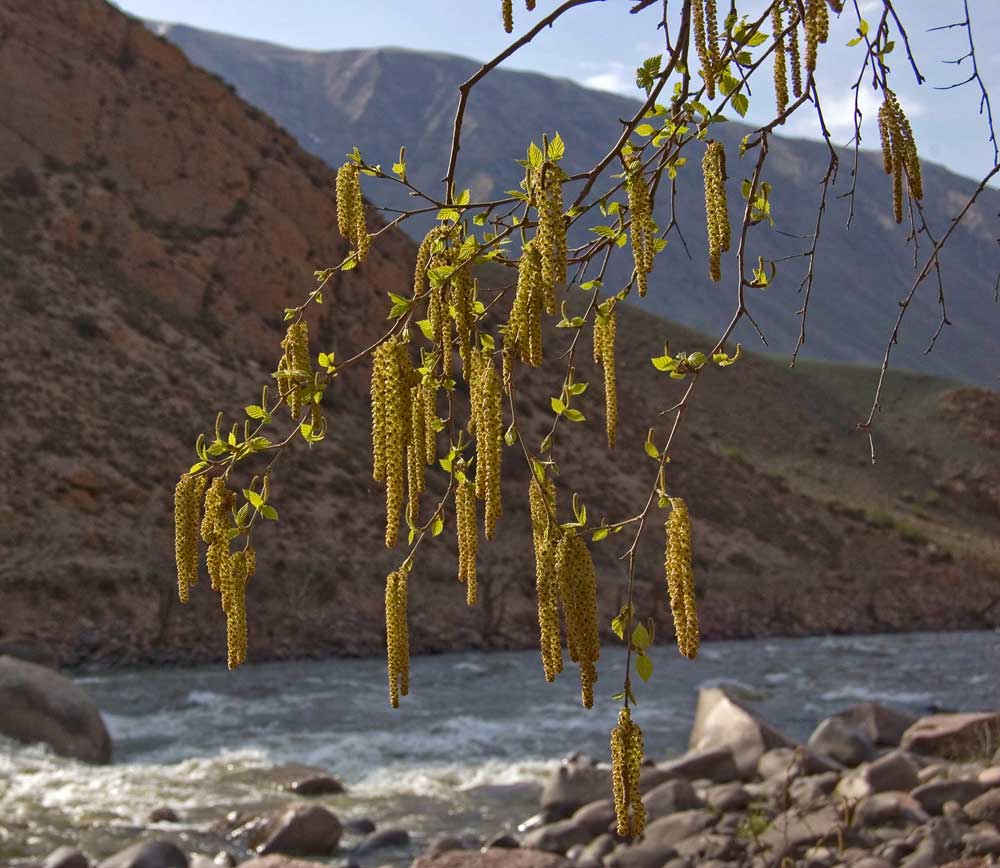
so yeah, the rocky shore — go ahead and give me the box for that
[9,656,1000,868]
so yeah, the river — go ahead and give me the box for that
[2,630,997,865]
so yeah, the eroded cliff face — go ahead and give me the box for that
[0,0,997,669]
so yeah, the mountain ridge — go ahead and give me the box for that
[151,23,1000,388]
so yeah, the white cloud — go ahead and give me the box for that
[578,60,636,96]
[786,84,924,148]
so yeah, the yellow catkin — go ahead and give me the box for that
[705,0,721,87]
[691,0,715,100]
[371,339,415,547]
[535,165,566,310]
[702,140,730,282]
[174,473,207,604]
[385,565,410,708]
[530,474,563,681]
[406,385,425,528]
[611,707,646,838]
[772,3,789,116]
[625,158,654,297]
[225,550,249,670]
[456,477,478,606]
[665,497,699,659]
[280,321,311,419]
[501,0,513,33]
[422,380,438,466]
[336,161,369,261]
[804,0,828,74]
[593,307,618,449]
[555,535,600,708]
[413,226,443,299]
[504,241,544,372]
[200,477,233,592]
[472,351,503,540]
[449,266,476,374]
[786,0,803,98]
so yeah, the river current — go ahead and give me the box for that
[2,631,998,864]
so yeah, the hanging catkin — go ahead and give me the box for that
[593,306,618,448]
[611,707,646,837]
[174,473,207,604]
[702,141,730,282]
[530,473,563,681]
[665,497,699,659]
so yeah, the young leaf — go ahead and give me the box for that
[636,653,653,682]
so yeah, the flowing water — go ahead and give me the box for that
[2,630,998,865]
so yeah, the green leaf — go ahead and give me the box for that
[527,141,544,169]
[504,424,518,446]
[568,382,588,396]
[732,92,749,118]
[634,123,657,137]
[456,188,471,206]
[611,615,626,640]
[431,516,445,537]
[563,408,585,422]
[592,527,610,542]
[651,354,675,372]
[632,623,652,650]
[243,489,264,509]
[546,133,565,162]
[417,319,435,341]
[437,207,460,223]
[245,404,265,420]
[261,505,278,521]
[636,653,653,682]
[579,279,602,291]
[551,397,566,414]
[392,160,407,178]
[188,461,208,474]
[645,439,660,460]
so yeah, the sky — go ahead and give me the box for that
[112,0,1000,184]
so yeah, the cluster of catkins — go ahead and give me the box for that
[528,474,601,708]
[691,0,722,100]
[500,0,535,34]
[173,474,255,669]
[877,89,923,224]
[336,161,370,261]
[625,157,655,298]
[702,140,730,282]
[611,707,646,837]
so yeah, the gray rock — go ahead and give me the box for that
[657,747,739,783]
[854,792,930,827]
[230,859,335,868]
[43,847,90,868]
[148,807,179,823]
[801,845,836,868]
[0,655,112,764]
[424,835,466,857]
[688,688,795,778]
[289,775,345,796]
[411,851,571,868]
[602,840,678,868]
[661,860,692,868]
[521,819,591,854]
[541,759,610,818]
[519,812,558,833]
[902,713,1000,761]
[808,717,877,767]
[962,830,1000,856]
[758,746,841,780]
[837,750,921,800]
[851,859,893,868]
[642,809,716,848]
[713,812,744,836]
[569,799,616,836]
[978,767,1000,787]
[757,804,845,862]
[482,834,519,851]
[97,841,188,868]
[789,772,841,807]
[354,828,410,854]
[211,854,234,867]
[899,834,944,868]
[342,818,376,835]
[258,805,343,856]
[572,833,614,868]
[833,703,918,747]
[912,780,987,814]
[642,778,703,820]
[705,782,749,813]
[964,789,1000,824]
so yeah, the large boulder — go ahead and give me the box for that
[97,841,187,868]
[964,788,1000,824]
[853,792,929,827]
[688,687,794,778]
[837,750,921,800]
[539,758,610,818]
[757,746,842,780]
[0,655,112,763]
[657,747,739,783]
[642,778,703,820]
[257,805,342,856]
[520,819,591,854]
[411,850,571,868]
[43,848,90,868]
[569,799,616,836]
[757,804,846,862]
[834,703,918,747]
[902,713,1000,761]
[808,716,877,767]
[238,859,332,868]
[911,779,987,814]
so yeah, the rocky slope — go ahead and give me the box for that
[151,27,1000,387]
[0,0,998,669]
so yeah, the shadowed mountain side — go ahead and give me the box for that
[0,0,997,669]
[151,27,1000,387]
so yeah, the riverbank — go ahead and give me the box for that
[10,685,1000,868]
